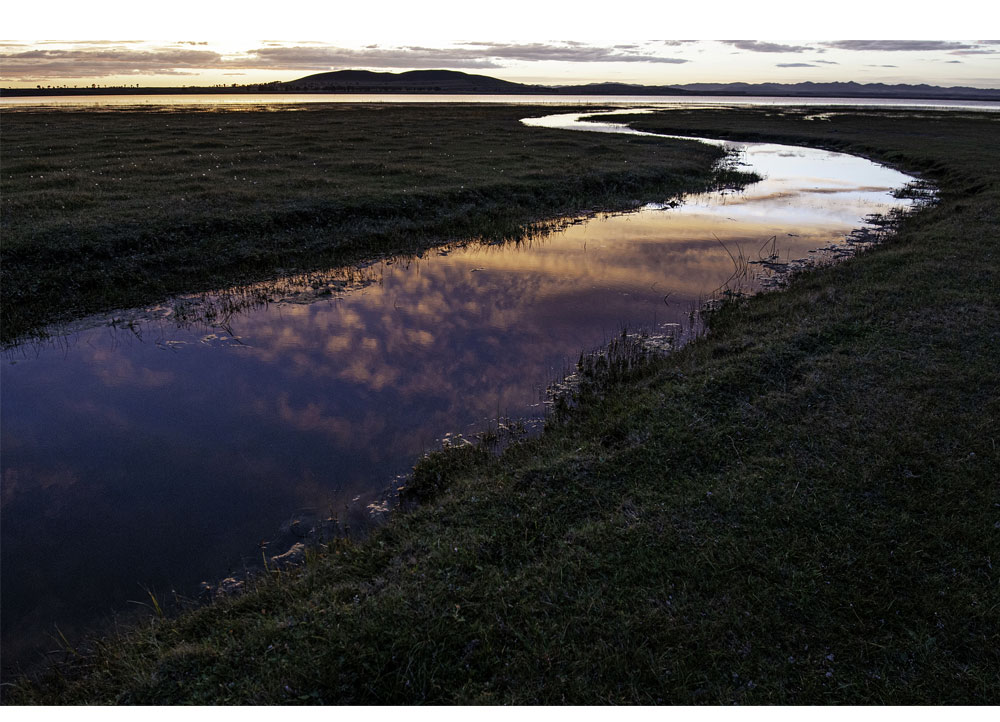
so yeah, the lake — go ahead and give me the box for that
[0,109,923,676]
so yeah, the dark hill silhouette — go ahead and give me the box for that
[246,70,1000,100]
[285,69,531,93]
[3,69,998,101]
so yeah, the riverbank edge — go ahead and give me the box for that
[0,105,752,346]
[5,108,998,704]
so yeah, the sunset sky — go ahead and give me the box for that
[2,2,996,89]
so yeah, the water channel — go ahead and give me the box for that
[0,110,922,674]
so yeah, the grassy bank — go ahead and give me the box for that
[0,103,745,343]
[5,108,999,704]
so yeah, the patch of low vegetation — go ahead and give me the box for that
[0,103,747,344]
[4,107,998,704]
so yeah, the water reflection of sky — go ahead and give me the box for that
[4,95,998,110]
[0,119,916,674]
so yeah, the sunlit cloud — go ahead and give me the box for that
[244,45,500,70]
[721,40,814,53]
[823,40,976,52]
[0,41,694,82]
[0,46,224,79]
[2,39,998,87]
[458,41,690,64]
[243,41,693,72]
[36,39,146,45]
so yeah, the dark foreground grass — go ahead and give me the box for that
[5,108,999,704]
[0,103,743,343]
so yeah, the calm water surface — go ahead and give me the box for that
[0,111,921,674]
[2,93,998,110]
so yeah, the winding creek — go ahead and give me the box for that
[0,110,923,673]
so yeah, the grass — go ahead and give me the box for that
[0,103,748,344]
[4,106,999,704]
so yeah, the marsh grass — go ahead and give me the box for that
[0,104,748,344]
[5,108,999,704]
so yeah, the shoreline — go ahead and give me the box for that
[0,104,752,346]
[5,107,998,703]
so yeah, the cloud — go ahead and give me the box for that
[721,40,813,53]
[776,63,817,68]
[0,46,225,80]
[0,40,695,80]
[823,40,976,52]
[458,42,690,64]
[243,45,501,70]
[238,41,694,73]
[37,39,146,45]
[247,41,693,70]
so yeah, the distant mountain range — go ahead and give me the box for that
[4,69,999,101]
[279,70,1000,100]
[670,80,1000,100]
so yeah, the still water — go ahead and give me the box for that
[2,93,999,110]
[0,111,921,674]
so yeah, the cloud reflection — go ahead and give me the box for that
[0,133,919,673]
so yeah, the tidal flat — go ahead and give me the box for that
[3,106,999,704]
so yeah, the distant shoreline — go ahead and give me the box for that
[4,76,1000,103]
[5,88,1000,102]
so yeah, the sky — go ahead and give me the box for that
[2,2,998,89]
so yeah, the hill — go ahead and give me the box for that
[4,70,998,101]
[283,68,531,93]
[279,71,999,100]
